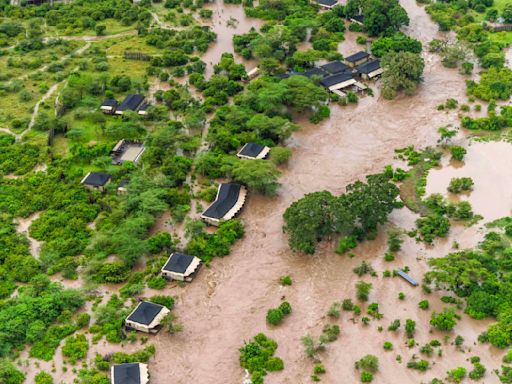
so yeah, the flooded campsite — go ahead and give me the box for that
[1,0,512,383]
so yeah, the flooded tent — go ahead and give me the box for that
[356,59,383,80]
[115,94,146,115]
[100,99,118,114]
[201,183,247,226]
[111,363,149,384]
[161,252,202,282]
[345,51,370,67]
[320,72,356,94]
[320,60,351,75]
[247,67,260,80]
[397,269,418,286]
[237,143,270,160]
[125,301,171,334]
[80,172,111,192]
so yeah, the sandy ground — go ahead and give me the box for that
[16,212,42,259]
[17,1,511,383]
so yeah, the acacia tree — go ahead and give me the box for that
[381,51,425,99]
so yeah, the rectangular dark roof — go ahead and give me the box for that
[320,61,351,75]
[351,14,364,23]
[202,183,242,219]
[117,94,145,112]
[320,72,354,87]
[397,269,418,286]
[163,252,195,274]
[357,59,381,74]
[239,143,266,158]
[112,363,141,384]
[317,0,337,6]
[101,99,118,107]
[127,301,165,326]
[301,67,328,79]
[82,172,111,187]
[345,51,370,62]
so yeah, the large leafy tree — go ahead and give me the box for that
[381,51,425,99]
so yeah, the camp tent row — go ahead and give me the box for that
[100,94,149,116]
[279,53,381,96]
[201,183,247,226]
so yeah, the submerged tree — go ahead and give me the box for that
[381,51,425,99]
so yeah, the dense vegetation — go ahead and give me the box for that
[283,172,400,254]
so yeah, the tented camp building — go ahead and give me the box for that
[320,72,357,97]
[80,172,111,192]
[161,252,202,282]
[124,301,170,334]
[115,94,146,115]
[201,183,247,226]
[320,60,351,75]
[356,59,383,80]
[111,363,149,384]
[345,51,370,67]
[111,140,145,165]
[100,99,118,115]
[237,143,270,160]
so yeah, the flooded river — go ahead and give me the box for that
[142,1,504,384]
[426,141,512,222]
[19,1,509,383]
[202,0,264,77]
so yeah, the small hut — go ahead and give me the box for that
[201,183,247,226]
[356,59,383,80]
[320,60,351,75]
[80,172,111,192]
[111,363,149,384]
[117,180,128,194]
[115,94,146,115]
[247,67,260,80]
[100,99,118,115]
[345,51,370,67]
[161,252,202,282]
[350,14,365,25]
[237,143,270,160]
[125,301,170,334]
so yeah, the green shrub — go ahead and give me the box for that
[35,372,53,384]
[430,308,457,331]
[240,333,283,382]
[62,334,88,364]
[383,341,393,350]
[355,355,379,373]
[270,147,292,166]
[450,146,466,161]
[356,281,372,302]
[407,359,429,371]
[279,275,292,286]
[447,177,473,193]
[147,276,166,290]
[360,372,373,382]
[418,300,429,310]
[447,367,466,383]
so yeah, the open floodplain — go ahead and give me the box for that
[1,0,512,383]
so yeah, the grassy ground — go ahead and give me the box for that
[45,19,136,37]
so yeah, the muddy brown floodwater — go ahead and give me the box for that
[18,2,508,383]
[426,140,512,222]
[202,0,264,77]
[141,2,505,384]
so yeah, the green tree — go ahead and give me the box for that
[430,308,457,331]
[229,159,281,195]
[381,51,425,99]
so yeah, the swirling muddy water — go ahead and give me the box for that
[19,2,508,383]
[426,141,512,222]
[143,2,503,384]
